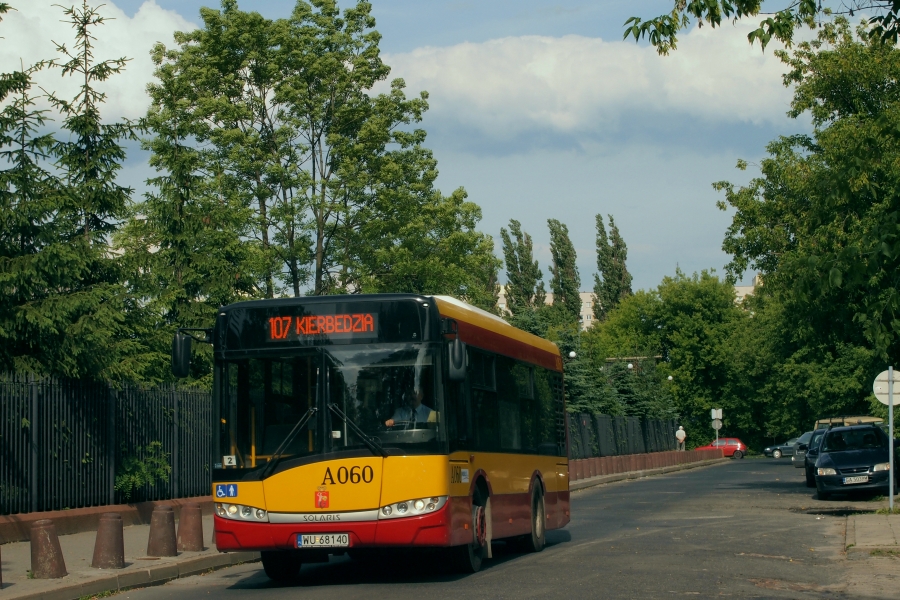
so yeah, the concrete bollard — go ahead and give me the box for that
[30,519,67,579]
[147,506,177,557]
[91,513,125,569]
[177,502,204,552]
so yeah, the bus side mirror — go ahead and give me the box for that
[171,332,192,378]
[448,338,466,382]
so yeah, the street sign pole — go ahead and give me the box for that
[872,369,897,510]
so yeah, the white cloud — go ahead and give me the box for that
[384,22,794,139]
[0,1,195,121]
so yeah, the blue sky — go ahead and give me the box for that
[4,1,807,290]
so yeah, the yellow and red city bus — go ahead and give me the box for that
[173,293,569,579]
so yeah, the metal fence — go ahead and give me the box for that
[0,373,213,516]
[567,413,677,459]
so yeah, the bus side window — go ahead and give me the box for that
[533,368,561,455]
[496,357,521,451]
[470,350,499,452]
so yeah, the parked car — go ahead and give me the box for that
[792,430,814,469]
[813,424,899,500]
[764,438,798,459]
[800,429,828,487]
[695,438,748,459]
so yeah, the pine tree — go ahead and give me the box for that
[38,0,136,379]
[547,218,581,324]
[499,219,545,315]
[593,214,633,321]
[0,59,60,372]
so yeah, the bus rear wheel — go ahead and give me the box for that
[261,550,302,581]
[522,487,546,553]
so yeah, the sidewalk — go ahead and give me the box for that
[846,513,900,553]
[0,515,258,600]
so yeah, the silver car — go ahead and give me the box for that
[792,430,814,468]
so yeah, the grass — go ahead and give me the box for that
[875,506,900,515]
[870,549,900,557]
[26,570,34,579]
[846,543,855,551]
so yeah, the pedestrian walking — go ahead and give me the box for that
[676,426,686,451]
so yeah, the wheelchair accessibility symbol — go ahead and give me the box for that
[215,484,238,498]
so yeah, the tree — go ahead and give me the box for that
[0,1,138,379]
[500,219,545,315]
[592,214,632,321]
[154,0,494,303]
[624,1,900,55]
[547,219,581,324]
[114,40,258,383]
[717,19,900,357]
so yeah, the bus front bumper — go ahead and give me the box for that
[213,501,458,551]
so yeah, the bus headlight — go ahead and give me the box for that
[379,496,448,519]
[216,503,269,522]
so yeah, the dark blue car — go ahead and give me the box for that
[814,425,898,500]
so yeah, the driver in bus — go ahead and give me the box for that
[384,387,433,427]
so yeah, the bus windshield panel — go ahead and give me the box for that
[220,344,444,476]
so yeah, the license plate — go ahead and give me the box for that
[843,475,869,485]
[297,533,349,548]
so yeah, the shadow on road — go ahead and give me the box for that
[223,531,574,590]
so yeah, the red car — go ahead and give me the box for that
[695,438,748,459]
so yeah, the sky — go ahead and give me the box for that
[0,0,810,291]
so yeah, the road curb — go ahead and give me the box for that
[3,551,259,600]
[570,458,730,491]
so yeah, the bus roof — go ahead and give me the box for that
[433,295,562,372]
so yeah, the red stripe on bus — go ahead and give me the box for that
[455,320,562,372]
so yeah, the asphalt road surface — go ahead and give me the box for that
[119,459,885,599]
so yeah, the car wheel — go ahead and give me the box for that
[805,468,815,488]
[733,450,744,459]
[773,449,782,459]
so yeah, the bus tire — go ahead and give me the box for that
[452,493,487,573]
[523,486,546,553]
[261,550,302,581]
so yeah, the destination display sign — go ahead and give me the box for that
[222,299,426,351]
[267,313,378,342]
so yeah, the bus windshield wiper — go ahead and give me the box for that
[327,403,388,458]
[260,406,317,479]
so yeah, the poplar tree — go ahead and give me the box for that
[500,219,545,315]
[547,219,581,324]
[593,214,633,321]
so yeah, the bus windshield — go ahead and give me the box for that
[326,344,443,454]
[220,344,444,475]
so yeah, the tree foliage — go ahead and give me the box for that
[625,1,900,54]
[592,214,632,321]
[0,1,139,380]
[500,219,545,315]
[547,218,581,325]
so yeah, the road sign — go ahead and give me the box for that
[873,370,900,405]
[711,418,722,430]
[710,408,722,420]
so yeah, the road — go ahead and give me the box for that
[118,459,887,599]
